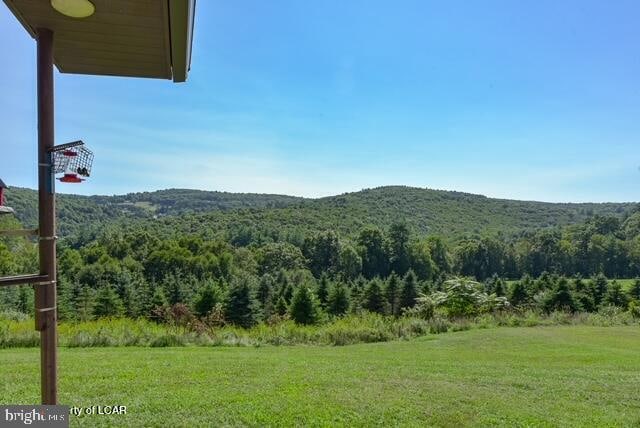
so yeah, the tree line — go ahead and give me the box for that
[1,209,640,326]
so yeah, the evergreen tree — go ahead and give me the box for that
[136,280,155,317]
[75,286,95,321]
[486,274,505,296]
[16,285,34,315]
[573,276,594,312]
[150,286,169,309]
[316,273,330,309]
[289,285,319,324]
[350,276,366,311]
[494,277,506,297]
[56,278,76,321]
[536,272,553,293]
[520,274,535,296]
[629,278,640,301]
[421,280,433,295]
[93,285,124,318]
[543,278,578,313]
[388,223,411,275]
[257,274,274,317]
[509,281,530,307]
[385,274,400,316]
[275,296,288,316]
[604,280,629,308]
[194,282,221,317]
[590,273,609,307]
[224,278,260,328]
[257,274,273,307]
[162,272,188,305]
[120,283,141,318]
[399,270,418,310]
[362,279,388,314]
[328,282,350,316]
[281,282,294,304]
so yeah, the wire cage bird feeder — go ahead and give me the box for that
[51,140,93,183]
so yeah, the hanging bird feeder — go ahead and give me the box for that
[50,140,93,184]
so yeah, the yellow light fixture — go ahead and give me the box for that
[51,0,95,18]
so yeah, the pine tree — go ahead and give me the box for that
[316,273,330,309]
[289,286,319,324]
[194,282,221,317]
[136,280,155,317]
[75,286,95,321]
[590,273,608,307]
[57,278,76,321]
[162,272,188,305]
[150,287,168,310]
[328,282,350,316]
[16,285,34,315]
[486,274,505,296]
[275,296,288,316]
[349,276,367,311]
[509,281,530,307]
[399,270,418,310]
[521,274,535,296]
[385,274,400,316]
[257,274,273,307]
[604,280,629,308]
[120,283,140,318]
[543,278,578,313]
[573,277,594,312]
[93,285,124,318]
[536,272,553,292]
[494,277,506,297]
[281,283,294,304]
[362,279,387,314]
[629,278,640,301]
[224,278,260,328]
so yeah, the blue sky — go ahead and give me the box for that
[0,1,639,202]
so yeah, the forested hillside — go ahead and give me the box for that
[5,186,635,240]
[2,185,640,330]
[5,187,303,236]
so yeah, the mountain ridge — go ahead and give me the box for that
[5,185,635,241]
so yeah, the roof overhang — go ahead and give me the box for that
[2,0,195,82]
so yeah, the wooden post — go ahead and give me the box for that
[35,27,57,405]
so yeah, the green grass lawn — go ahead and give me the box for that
[1,326,639,427]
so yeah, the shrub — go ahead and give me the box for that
[402,293,435,320]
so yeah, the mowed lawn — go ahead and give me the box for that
[1,326,639,427]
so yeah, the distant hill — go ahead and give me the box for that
[4,187,303,236]
[5,186,635,242]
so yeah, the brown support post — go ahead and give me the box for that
[35,27,57,405]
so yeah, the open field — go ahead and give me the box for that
[1,326,639,427]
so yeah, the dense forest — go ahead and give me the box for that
[1,186,639,327]
[8,186,635,239]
